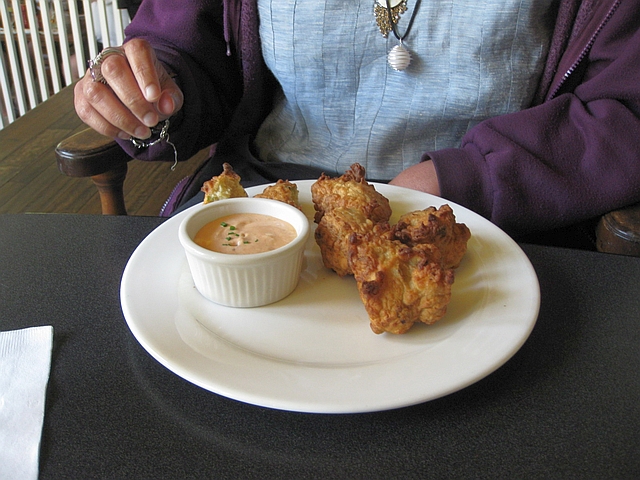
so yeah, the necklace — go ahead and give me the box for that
[374,0,422,71]
[374,0,407,38]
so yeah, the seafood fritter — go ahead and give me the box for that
[348,228,455,335]
[201,163,247,203]
[392,205,471,269]
[254,179,301,209]
[311,163,391,224]
[315,209,389,277]
[201,164,301,209]
[311,163,392,276]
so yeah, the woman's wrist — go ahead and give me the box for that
[389,160,440,196]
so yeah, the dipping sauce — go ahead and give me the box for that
[194,213,297,254]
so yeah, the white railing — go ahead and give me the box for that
[0,0,130,129]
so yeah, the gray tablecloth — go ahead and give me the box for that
[1,214,639,478]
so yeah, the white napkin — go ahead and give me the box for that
[0,326,53,480]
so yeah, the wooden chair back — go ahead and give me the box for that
[0,0,129,129]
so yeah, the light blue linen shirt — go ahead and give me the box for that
[255,0,555,180]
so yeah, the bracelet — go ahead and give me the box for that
[129,119,178,169]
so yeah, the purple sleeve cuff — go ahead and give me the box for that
[428,146,494,223]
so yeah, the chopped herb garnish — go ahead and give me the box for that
[222,243,230,246]
[229,225,236,230]
[243,241,250,244]
[225,236,232,241]
[220,222,228,227]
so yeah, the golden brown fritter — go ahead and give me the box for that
[392,204,471,269]
[254,179,301,209]
[348,229,455,335]
[311,163,392,276]
[310,165,469,333]
[201,163,248,203]
[315,209,389,276]
[311,163,392,224]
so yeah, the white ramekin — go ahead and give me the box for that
[178,197,310,307]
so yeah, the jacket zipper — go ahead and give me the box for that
[159,175,190,217]
[548,0,622,100]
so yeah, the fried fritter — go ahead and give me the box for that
[349,229,455,335]
[311,163,392,224]
[254,179,301,209]
[315,209,388,276]
[392,204,471,269]
[201,163,248,203]
[311,163,392,276]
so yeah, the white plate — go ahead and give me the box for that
[121,181,539,413]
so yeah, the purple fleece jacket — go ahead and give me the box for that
[121,0,640,234]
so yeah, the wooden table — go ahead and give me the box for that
[0,85,201,216]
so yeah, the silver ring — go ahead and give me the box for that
[89,46,126,84]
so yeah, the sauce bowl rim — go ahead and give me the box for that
[178,197,310,264]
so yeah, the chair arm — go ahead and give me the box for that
[56,128,132,215]
[596,202,640,256]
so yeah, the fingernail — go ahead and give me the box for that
[143,112,157,127]
[145,84,160,100]
[159,93,179,115]
[134,126,150,139]
[117,131,130,140]
[170,92,181,111]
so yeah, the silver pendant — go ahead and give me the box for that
[388,44,412,71]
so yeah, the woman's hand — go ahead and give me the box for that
[389,159,441,196]
[74,38,184,140]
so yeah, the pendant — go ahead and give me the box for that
[374,0,407,38]
[388,43,412,71]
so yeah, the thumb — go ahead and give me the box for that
[156,87,183,117]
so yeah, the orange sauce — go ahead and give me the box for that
[194,213,297,254]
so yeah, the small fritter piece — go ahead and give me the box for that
[315,209,388,276]
[254,179,301,209]
[311,163,392,224]
[392,204,471,269]
[349,229,455,334]
[201,163,248,204]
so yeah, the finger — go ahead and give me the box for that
[76,72,151,139]
[74,79,126,138]
[120,39,184,120]
[97,52,159,129]
[123,38,162,103]
[155,81,184,117]
[74,76,118,137]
